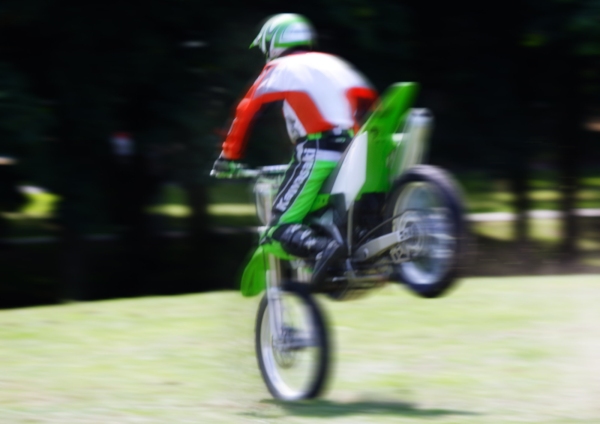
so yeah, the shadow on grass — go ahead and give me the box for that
[243,399,480,419]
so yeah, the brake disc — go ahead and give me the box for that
[272,328,299,369]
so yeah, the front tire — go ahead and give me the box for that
[255,289,330,400]
[383,165,466,298]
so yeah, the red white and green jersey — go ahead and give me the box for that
[221,51,378,160]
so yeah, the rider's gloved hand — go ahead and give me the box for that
[211,153,240,178]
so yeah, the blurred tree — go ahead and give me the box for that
[0,0,598,302]
[0,0,223,299]
[407,0,534,248]
[523,0,600,261]
[408,0,600,260]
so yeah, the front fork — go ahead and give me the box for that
[266,254,313,346]
[266,253,284,343]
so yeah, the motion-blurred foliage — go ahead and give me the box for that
[0,0,599,302]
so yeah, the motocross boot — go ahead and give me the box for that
[272,224,345,287]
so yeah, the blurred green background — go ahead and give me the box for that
[0,0,599,307]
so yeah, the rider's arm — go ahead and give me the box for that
[221,64,286,160]
[346,87,379,131]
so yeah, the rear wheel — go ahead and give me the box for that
[255,289,330,400]
[383,165,466,298]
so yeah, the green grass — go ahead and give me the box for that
[1,275,599,423]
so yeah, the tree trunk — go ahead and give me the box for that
[510,166,530,246]
[183,182,210,247]
[119,154,165,296]
[557,135,580,261]
[555,49,583,263]
[58,197,89,301]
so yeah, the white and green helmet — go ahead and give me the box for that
[250,13,315,62]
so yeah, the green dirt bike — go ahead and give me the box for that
[212,82,466,401]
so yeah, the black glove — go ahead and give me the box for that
[211,153,239,178]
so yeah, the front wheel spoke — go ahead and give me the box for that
[282,337,317,350]
[273,333,316,350]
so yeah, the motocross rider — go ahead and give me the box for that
[212,13,378,282]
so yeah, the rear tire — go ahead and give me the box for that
[383,165,466,298]
[255,289,330,400]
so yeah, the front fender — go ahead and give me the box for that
[240,241,295,297]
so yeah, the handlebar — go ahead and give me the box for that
[254,164,289,175]
[211,164,289,179]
